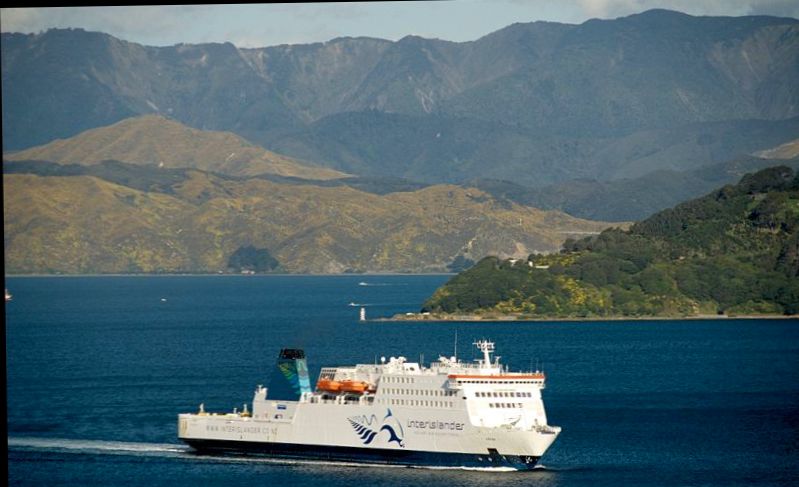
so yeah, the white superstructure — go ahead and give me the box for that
[178,340,560,469]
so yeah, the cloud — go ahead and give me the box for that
[1,7,40,31]
[0,5,376,47]
[574,0,799,19]
[745,0,799,18]
[2,2,796,49]
[1,6,211,45]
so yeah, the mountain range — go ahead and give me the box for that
[3,117,614,274]
[3,9,798,189]
[4,9,799,275]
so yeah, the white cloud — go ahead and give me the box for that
[1,6,211,45]
[1,2,796,49]
[0,5,377,47]
[574,0,799,19]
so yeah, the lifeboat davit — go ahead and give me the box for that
[339,380,370,393]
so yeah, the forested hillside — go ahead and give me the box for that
[423,166,799,317]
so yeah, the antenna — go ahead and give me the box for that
[453,329,458,360]
[473,339,495,366]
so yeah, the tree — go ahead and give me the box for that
[227,245,279,272]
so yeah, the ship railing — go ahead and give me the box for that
[429,361,495,370]
[307,394,374,406]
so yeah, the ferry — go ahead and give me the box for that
[178,340,560,470]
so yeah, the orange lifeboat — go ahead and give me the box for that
[339,380,370,393]
[316,379,342,392]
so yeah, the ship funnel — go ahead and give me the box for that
[267,348,312,401]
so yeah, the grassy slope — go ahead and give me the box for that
[3,171,612,274]
[4,115,346,180]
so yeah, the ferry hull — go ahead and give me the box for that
[183,438,541,470]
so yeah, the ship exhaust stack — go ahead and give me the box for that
[267,348,312,401]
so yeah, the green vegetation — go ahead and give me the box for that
[227,245,279,273]
[3,161,611,274]
[423,167,799,317]
[446,255,475,273]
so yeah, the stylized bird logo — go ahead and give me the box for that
[379,409,405,447]
[348,409,404,447]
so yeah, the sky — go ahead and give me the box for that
[2,1,798,48]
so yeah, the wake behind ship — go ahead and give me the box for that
[178,341,560,470]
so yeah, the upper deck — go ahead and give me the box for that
[315,340,546,395]
[182,340,555,432]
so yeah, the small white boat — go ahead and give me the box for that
[5,289,12,302]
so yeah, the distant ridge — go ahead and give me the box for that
[4,115,347,180]
[3,160,614,274]
[3,10,798,187]
[466,153,799,221]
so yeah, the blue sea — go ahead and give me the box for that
[6,275,799,486]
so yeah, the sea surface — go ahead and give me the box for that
[6,275,799,486]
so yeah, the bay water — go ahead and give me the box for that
[6,275,798,486]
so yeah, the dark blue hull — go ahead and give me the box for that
[183,439,540,470]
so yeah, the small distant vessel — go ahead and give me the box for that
[358,282,368,286]
[348,302,359,307]
[178,341,560,469]
[5,289,11,302]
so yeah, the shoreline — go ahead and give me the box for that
[4,272,456,278]
[377,313,798,322]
